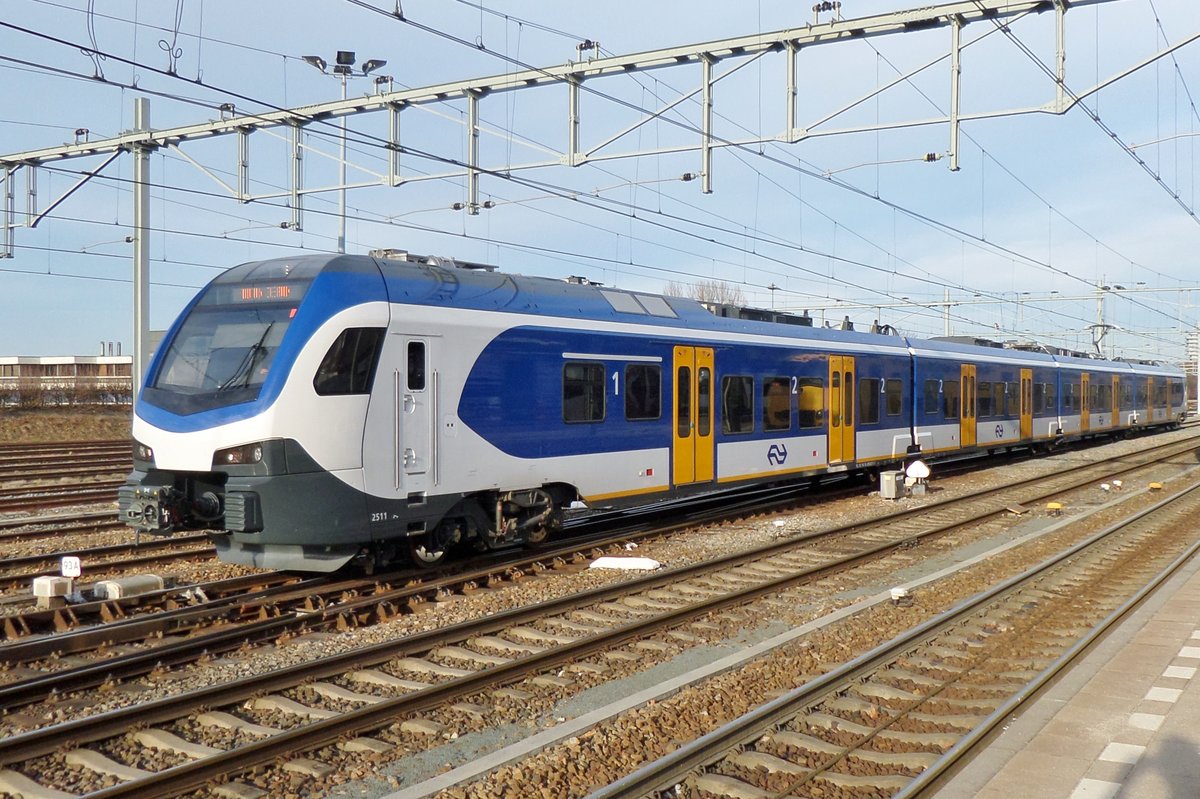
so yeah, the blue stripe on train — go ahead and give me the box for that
[457,326,912,459]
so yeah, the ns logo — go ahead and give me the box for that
[767,444,788,465]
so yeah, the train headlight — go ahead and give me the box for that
[213,443,264,466]
[133,440,155,463]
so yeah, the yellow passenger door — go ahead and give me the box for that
[1080,372,1090,433]
[1020,368,1033,441]
[672,346,714,485]
[960,364,977,447]
[1110,375,1120,429]
[828,355,855,464]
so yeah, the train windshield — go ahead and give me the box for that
[143,273,311,414]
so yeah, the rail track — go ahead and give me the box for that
[0,440,128,460]
[0,432,1195,798]
[0,445,128,481]
[0,431,1196,713]
[0,462,132,482]
[0,439,129,515]
[0,481,124,514]
[0,533,215,592]
[593,480,1200,799]
[0,510,123,543]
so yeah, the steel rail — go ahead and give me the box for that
[0,510,114,532]
[0,572,326,660]
[589,480,1200,799]
[0,481,123,499]
[0,481,809,707]
[0,440,128,455]
[72,475,1200,799]
[0,462,131,481]
[0,442,1194,795]
[0,538,215,592]
[0,433,1195,713]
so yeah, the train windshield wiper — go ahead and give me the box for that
[217,321,274,392]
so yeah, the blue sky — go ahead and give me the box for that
[2,0,1198,367]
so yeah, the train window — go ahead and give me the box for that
[923,380,939,415]
[885,379,903,416]
[797,378,824,428]
[1062,382,1077,413]
[1006,382,1018,416]
[563,362,605,423]
[763,377,791,431]
[1154,381,1167,407]
[1121,382,1134,409]
[1044,382,1056,412]
[721,376,755,434]
[858,378,880,425]
[978,382,993,418]
[407,342,426,391]
[677,367,691,437]
[625,364,661,421]
[844,371,854,429]
[1172,382,1184,406]
[313,327,385,396]
[1136,381,1149,408]
[1032,382,1045,414]
[943,380,960,420]
[698,368,712,436]
[831,372,841,427]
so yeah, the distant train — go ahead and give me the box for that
[119,251,1188,571]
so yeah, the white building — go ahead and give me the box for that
[0,354,133,404]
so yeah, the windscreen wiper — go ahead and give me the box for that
[217,321,274,392]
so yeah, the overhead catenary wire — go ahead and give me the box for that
[27,155,1187,354]
[0,6,1195,358]
[1,49,1184,354]
[0,8,1183,308]
[981,6,1200,226]
[338,0,1200,329]
[0,24,1033,316]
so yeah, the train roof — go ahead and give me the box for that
[300,252,915,352]
[229,253,1184,376]
[908,336,1058,366]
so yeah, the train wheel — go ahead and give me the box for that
[409,522,461,568]
[523,508,562,548]
[408,534,447,568]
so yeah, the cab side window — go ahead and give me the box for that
[313,328,385,395]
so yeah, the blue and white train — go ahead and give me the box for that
[119,251,1188,571]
